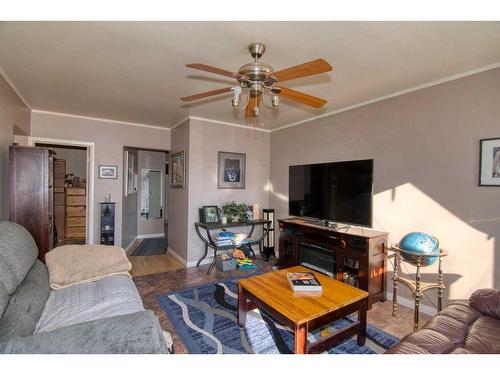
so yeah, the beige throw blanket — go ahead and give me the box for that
[45,245,132,289]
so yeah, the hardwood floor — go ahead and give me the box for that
[127,239,184,277]
[132,256,430,353]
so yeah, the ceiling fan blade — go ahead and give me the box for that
[272,58,332,83]
[273,86,327,108]
[186,63,243,79]
[180,87,233,101]
[245,94,261,118]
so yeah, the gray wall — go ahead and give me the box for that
[0,75,31,219]
[186,118,271,264]
[50,146,87,179]
[122,147,138,249]
[168,120,190,261]
[270,67,500,305]
[137,149,167,236]
[30,111,171,246]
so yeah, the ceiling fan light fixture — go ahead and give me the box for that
[182,43,332,124]
[272,96,279,108]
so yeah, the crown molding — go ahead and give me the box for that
[31,109,171,131]
[188,116,271,133]
[0,66,32,110]
[169,116,190,130]
[271,62,500,133]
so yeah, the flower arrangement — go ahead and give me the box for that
[221,201,250,222]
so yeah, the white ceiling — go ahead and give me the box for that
[1,21,500,130]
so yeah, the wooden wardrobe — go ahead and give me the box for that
[9,145,55,262]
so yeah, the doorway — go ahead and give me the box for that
[32,140,94,246]
[122,147,169,252]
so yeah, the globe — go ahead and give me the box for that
[398,232,440,266]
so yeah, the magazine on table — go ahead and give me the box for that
[287,272,322,292]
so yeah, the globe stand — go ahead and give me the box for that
[389,246,448,331]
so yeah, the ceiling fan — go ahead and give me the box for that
[180,42,333,119]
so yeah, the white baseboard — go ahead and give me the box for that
[386,292,437,316]
[186,257,214,268]
[167,246,187,266]
[137,233,165,239]
[124,238,137,253]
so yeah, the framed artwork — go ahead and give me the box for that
[99,165,117,179]
[479,137,500,186]
[170,151,185,188]
[218,151,246,189]
[199,205,220,223]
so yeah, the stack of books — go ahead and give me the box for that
[215,231,235,247]
[236,258,257,269]
[287,272,322,292]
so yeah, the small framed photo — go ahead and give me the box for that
[218,151,246,189]
[170,151,185,189]
[199,206,220,223]
[479,137,500,186]
[99,165,117,179]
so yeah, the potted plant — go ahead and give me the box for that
[221,201,249,223]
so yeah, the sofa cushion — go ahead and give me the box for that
[0,222,38,294]
[35,274,143,333]
[0,284,8,318]
[469,288,500,320]
[0,311,169,354]
[0,261,50,342]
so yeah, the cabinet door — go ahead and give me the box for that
[278,235,297,269]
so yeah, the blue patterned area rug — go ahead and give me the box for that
[156,276,399,354]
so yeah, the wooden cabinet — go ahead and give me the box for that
[9,145,55,262]
[65,187,86,240]
[278,218,388,308]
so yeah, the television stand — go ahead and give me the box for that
[278,217,388,308]
[304,219,349,230]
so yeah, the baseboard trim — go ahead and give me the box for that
[386,292,437,316]
[124,237,138,253]
[137,233,165,239]
[167,247,187,266]
[186,257,214,268]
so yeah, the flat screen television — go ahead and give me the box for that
[289,159,373,227]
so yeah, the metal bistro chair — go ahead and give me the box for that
[389,245,448,331]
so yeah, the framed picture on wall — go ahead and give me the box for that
[479,137,500,186]
[99,165,117,179]
[170,151,185,189]
[218,151,246,189]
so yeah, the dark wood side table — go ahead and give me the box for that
[194,219,271,274]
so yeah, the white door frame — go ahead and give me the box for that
[28,136,96,244]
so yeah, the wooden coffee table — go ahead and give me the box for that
[237,265,369,354]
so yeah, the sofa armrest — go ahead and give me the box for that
[0,310,169,354]
[469,288,500,320]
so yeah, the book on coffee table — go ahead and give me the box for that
[287,272,322,292]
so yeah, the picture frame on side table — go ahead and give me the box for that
[170,151,185,189]
[479,137,500,186]
[99,165,117,179]
[199,206,220,223]
[218,151,246,189]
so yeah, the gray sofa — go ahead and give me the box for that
[0,221,169,354]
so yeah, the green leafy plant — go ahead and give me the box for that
[221,201,249,222]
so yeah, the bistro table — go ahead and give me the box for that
[194,219,271,274]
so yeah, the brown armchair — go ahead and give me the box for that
[386,288,500,354]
